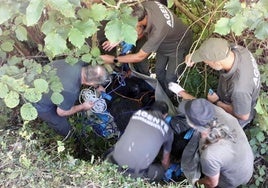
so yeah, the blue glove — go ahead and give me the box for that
[120,41,134,55]
[163,163,183,181]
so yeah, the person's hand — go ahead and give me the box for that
[168,82,185,96]
[185,54,195,67]
[82,101,94,111]
[207,92,220,104]
[102,41,120,52]
[100,54,114,64]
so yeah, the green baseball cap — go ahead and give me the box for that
[191,38,230,62]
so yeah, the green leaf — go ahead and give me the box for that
[0,82,9,98]
[90,47,100,57]
[214,18,231,35]
[51,92,63,105]
[0,5,12,24]
[50,79,63,93]
[26,0,45,26]
[122,24,137,45]
[0,41,14,52]
[68,28,85,48]
[74,20,98,38]
[49,0,75,18]
[7,56,21,65]
[105,19,122,43]
[256,131,265,142]
[44,32,68,57]
[255,21,268,40]
[20,103,38,121]
[88,4,107,21]
[224,0,242,16]
[34,79,49,93]
[65,56,78,65]
[230,14,247,36]
[4,91,20,108]
[15,25,28,41]
[24,88,42,103]
[81,53,92,63]
[41,19,58,35]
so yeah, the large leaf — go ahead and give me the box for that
[255,21,268,40]
[224,0,242,16]
[74,20,98,38]
[51,92,64,105]
[23,88,42,103]
[105,19,122,44]
[34,79,49,93]
[44,32,68,57]
[230,14,247,36]
[20,103,38,121]
[48,0,75,18]
[0,5,12,24]
[15,25,28,41]
[41,19,59,35]
[26,0,45,26]
[87,4,107,21]
[121,24,137,45]
[4,91,20,108]
[214,18,231,35]
[68,28,85,48]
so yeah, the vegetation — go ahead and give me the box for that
[0,0,267,187]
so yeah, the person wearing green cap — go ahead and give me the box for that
[183,37,260,128]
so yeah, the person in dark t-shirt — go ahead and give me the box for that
[106,101,174,182]
[34,59,108,137]
[184,38,260,127]
[101,1,193,98]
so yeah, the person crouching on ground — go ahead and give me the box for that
[34,59,108,138]
[105,101,174,182]
[179,98,254,188]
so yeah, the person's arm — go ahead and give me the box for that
[57,101,94,117]
[168,82,195,100]
[161,151,171,170]
[100,49,149,64]
[207,93,250,121]
[195,173,220,188]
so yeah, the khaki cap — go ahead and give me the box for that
[191,38,230,62]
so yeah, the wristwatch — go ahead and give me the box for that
[113,56,118,63]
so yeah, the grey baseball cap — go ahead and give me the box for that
[179,99,215,127]
[191,38,230,62]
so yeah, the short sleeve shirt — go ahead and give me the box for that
[217,45,260,126]
[113,110,174,170]
[36,60,84,112]
[141,1,191,56]
[199,106,254,187]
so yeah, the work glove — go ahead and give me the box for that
[168,82,184,96]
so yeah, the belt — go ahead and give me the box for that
[109,155,148,174]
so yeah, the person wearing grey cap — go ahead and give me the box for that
[180,37,260,128]
[179,98,254,188]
